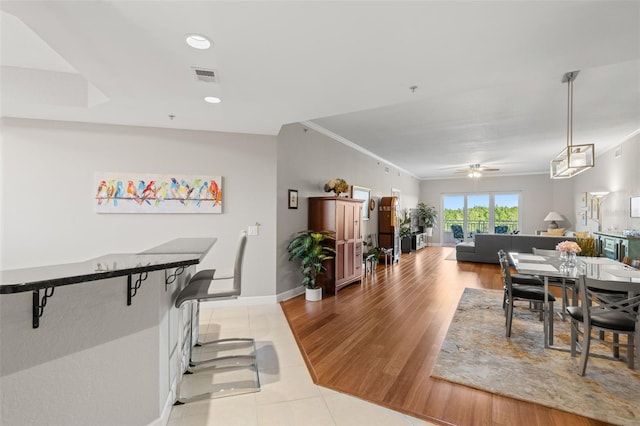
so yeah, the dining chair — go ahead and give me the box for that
[498,250,544,287]
[499,254,555,339]
[567,275,640,375]
[174,230,260,403]
[532,247,574,317]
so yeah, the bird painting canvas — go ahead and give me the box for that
[94,172,222,213]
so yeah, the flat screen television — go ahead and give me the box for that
[631,196,640,218]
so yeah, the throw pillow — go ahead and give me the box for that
[546,228,565,236]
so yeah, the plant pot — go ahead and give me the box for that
[425,227,433,237]
[305,287,322,301]
[401,237,412,253]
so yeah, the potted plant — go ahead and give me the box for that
[363,235,380,261]
[417,202,438,237]
[399,209,412,253]
[287,230,335,301]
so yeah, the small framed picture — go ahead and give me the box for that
[578,210,587,226]
[590,198,599,220]
[288,189,298,209]
[580,192,588,208]
[351,185,371,220]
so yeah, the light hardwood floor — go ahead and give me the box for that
[280,246,610,426]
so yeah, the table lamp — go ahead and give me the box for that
[544,211,564,229]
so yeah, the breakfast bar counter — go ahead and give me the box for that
[0,238,216,426]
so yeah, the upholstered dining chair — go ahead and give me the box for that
[499,253,555,339]
[498,250,544,287]
[567,275,640,375]
[174,230,260,403]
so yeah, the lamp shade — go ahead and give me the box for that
[544,211,564,229]
[544,212,564,222]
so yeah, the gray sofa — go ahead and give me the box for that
[455,233,576,264]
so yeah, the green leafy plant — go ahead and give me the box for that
[287,230,336,289]
[363,234,382,262]
[417,202,438,228]
[399,209,412,239]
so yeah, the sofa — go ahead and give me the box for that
[455,233,576,264]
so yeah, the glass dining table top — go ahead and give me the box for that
[509,252,640,283]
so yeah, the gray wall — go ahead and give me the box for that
[420,174,564,243]
[276,123,420,297]
[419,134,640,244]
[0,118,278,299]
[573,133,640,233]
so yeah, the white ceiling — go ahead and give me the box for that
[1,1,638,179]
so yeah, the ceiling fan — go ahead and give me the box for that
[455,164,500,178]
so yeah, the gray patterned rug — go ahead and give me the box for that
[431,287,640,425]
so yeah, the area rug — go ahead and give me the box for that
[444,251,457,261]
[431,287,640,425]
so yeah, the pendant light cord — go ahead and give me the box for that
[567,73,573,149]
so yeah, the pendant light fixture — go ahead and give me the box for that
[550,70,595,179]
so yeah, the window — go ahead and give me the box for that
[443,193,520,243]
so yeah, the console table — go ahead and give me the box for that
[413,232,428,250]
[593,231,640,262]
[0,238,216,426]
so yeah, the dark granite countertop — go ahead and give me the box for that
[0,238,217,294]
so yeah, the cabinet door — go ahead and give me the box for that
[336,202,353,285]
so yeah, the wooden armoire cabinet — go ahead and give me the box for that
[308,197,363,294]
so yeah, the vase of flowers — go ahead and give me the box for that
[556,240,581,272]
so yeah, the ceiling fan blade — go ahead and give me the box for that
[478,167,500,172]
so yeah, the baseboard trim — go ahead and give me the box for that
[199,289,304,308]
[200,295,276,308]
[277,286,305,302]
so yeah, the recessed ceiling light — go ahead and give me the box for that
[186,34,211,50]
[204,96,221,104]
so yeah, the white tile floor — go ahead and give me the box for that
[168,303,436,426]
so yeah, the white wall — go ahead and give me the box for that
[276,123,420,296]
[573,133,640,233]
[0,118,277,298]
[419,134,640,245]
[420,174,573,243]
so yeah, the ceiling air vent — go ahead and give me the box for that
[192,67,218,83]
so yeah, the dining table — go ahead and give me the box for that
[508,252,640,348]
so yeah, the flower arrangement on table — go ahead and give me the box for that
[324,178,350,196]
[556,240,582,254]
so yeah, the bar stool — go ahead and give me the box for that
[174,231,260,404]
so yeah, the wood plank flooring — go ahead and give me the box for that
[280,246,610,426]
